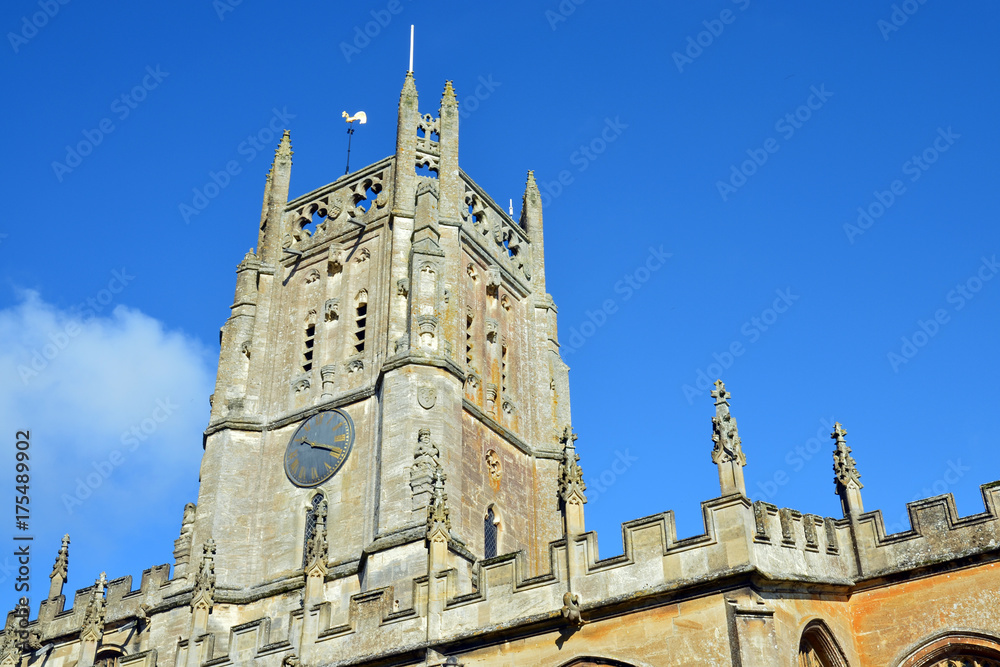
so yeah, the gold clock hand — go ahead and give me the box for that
[303,440,335,452]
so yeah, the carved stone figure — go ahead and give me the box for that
[560,592,585,627]
[485,449,502,489]
[710,380,746,467]
[410,429,441,508]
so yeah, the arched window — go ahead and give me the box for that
[896,632,1000,667]
[95,647,124,667]
[484,507,498,559]
[302,492,324,567]
[798,620,849,667]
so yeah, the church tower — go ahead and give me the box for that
[192,72,574,606]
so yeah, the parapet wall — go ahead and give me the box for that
[11,482,999,666]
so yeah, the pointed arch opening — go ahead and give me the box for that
[484,505,500,559]
[798,620,849,667]
[895,631,1000,667]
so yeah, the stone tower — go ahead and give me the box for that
[195,71,571,603]
[12,70,1000,667]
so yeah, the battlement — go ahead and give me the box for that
[14,479,998,667]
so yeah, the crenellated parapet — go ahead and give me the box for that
[12,472,1000,667]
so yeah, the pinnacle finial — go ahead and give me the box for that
[525,170,538,191]
[833,422,847,443]
[51,534,69,582]
[832,422,862,489]
[710,380,746,495]
[442,80,456,104]
[832,421,864,516]
[274,130,293,162]
[711,379,731,406]
[427,465,451,537]
[401,70,417,97]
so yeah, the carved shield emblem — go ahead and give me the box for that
[417,386,437,410]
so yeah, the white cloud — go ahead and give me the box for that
[0,290,215,608]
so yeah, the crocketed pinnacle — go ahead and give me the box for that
[832,422,862,490]
[51,534,69,582]
[710,380,746,466]
[442,80,457,106]
[274,129,293,163]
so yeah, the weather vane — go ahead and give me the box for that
[342,110,367,175]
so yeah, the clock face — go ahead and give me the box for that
[283,409,355,488]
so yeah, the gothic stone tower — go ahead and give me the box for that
[12,71,1000,667]
[195,71,570,603]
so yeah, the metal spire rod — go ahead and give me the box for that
[341,111,367,175]
[345,123,355,175]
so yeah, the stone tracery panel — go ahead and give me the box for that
[460,181,532,284]
[287,168,388,247]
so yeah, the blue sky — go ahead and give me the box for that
[1,1,998,612]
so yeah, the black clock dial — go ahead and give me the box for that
[283,409,355,487]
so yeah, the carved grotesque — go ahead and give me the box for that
[560,592,585,627]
